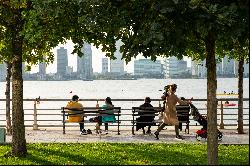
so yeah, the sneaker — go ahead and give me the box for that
[87,129,92,134]
[81,129,87,135]
[146,130,151,134]
[154,132,159,140]
[175,135,184,140]
[104,130,108,134]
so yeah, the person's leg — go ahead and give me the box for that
[175,125,183,139]
[104,123,109,134]
[79,122,84,131]
[105,123,108,131]
[80,119,87,135]
[154,123,167,139]
[146,126,151,134]
[142,127,145,134]
[96,123,101,133]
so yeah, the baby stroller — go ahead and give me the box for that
[190,103,223,141]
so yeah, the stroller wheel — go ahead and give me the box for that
[218,132,223,141]
[196,134,201,141]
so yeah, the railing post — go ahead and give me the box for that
[132,107,135,135]
[33,99,38,130]
[219,101,224,129]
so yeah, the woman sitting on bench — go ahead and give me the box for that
[93,97,115,134]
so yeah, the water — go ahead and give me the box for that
[0,78,249,127]
[1,78,249,99]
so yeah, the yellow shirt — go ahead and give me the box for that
[65,101,84,122]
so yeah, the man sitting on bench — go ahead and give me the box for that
[136,97,156,134]
[66,95,88,135]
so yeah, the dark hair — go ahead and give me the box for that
[180,97,185,101]
[171,84,177,92]
[72,95,79,101]
[145,97,151,103]
[105,97,112,105]
[161,85,170,100]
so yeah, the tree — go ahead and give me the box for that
[0,0,86,157]
[5,61,12,135]
[74,0,248,164]
[1,0,121,156]
[217,0,249,134]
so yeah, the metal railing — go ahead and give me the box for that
[0,98,249,131]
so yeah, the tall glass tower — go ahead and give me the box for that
[77,43,93,79]
[110,40,124,75]
[57,47,68,76]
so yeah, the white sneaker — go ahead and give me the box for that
[104,130,108,134]
[81,129,87,135]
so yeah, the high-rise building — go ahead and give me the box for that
[39,61,46,75]
[134,59,162,78]
[243,63,249,77]
[0,62,7,81]
[77,43,93,79]
[110,40,124,75]
[234,61,249,77]
[165,56,188,78]
[102,58,109,74]
[57,47,68,76]
[222,56,235,76]
[191,60,206,78]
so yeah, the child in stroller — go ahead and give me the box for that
[189,102,223,141]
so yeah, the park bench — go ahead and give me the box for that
[131,105,190,135]
[61,107,121,135]
[131,107,162,135]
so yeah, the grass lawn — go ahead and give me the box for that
[0,143,248,165]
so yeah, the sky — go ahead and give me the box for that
[31,40,191,74]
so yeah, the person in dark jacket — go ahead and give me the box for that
[136,97,156,134]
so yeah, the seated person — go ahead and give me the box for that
[136,97,156,134]
[91,97,115,134]
[66,95,87,135]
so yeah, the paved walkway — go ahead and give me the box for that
[5,128,249,144]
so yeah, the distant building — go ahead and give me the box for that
[66,66,73,75]
[191,60,206,78]
[39,60,46,76]
[234,61,249,77]
[102,58,109,74]
[110,40,124,75]
[134,59,162,78]
[57,47,68,76]
[165,57,188,78]
[77,43,93,79]
[222,56,235,76]
[0,62,7,81]
[22,62,26,75]
[244,63,249,77]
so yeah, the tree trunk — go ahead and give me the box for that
[11,10,27,157]
[237,58,244,134]
[5,61,12,135]
[205,31,218,165]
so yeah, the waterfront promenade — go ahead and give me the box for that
[5,127,249,144]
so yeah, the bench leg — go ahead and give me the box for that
[63,122,65,134]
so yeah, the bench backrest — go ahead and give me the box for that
[176,105,190,122]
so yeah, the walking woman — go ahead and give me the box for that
[154,84,190,140]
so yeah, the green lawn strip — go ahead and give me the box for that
[0,143,248,165]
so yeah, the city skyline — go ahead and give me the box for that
[29,40,191,74]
